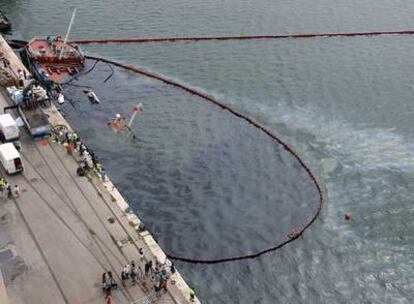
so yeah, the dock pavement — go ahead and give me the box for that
[0,35,199,304]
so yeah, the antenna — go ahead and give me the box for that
[59,8,77,60]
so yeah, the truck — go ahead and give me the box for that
[0,113,19,141]
[6,81,52,137]
[0,143,23,174]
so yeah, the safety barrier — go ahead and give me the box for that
[71,30,414,45]
[85,54,324,264]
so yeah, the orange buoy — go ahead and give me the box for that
[288,228,300,238]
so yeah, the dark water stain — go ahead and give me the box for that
[63,62,320,262]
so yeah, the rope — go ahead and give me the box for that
[72,30,414,45]
[103,62,114,83]
[61,59,99,85]
[85,55,324,264]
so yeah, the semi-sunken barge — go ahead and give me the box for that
[21,36,85,89]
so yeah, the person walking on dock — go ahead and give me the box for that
[168,260,176,274]
[102,272,107,290]
[121,270,127,287]
[2,58,10,69]
[139,247,145,263]
[79,142,88,156]
[65,132,72,144]
[136,264,144,280]
[100,168,108,182]
[121,264,130,286]
[107,271,117,289]
[6,183,12,199]
[74,136,81,151]
[65,142,73,155]
[71,132,78,147]
[104,287,112,304]
[17,69,25,87]
[130,261,137,286]
[189,287,196,302]
[159,277,168,293]
[123,264,130,279]
[13,185,19,198]
[0,178,5,196]
[144,260,153,277]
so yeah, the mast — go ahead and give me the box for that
[128,103,143,128]
[59,8,77,60]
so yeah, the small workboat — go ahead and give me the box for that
[108,104,143,133]
[20,9,84,89]
[21,36,85,89]
[83,89,101,104]
[108,115,129,132]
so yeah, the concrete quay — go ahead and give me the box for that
[0,35,199,304]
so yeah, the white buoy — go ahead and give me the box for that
[58,93,65,104]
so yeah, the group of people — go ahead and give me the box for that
[101,271,117,304]
[1,57,10,69]
[59,130,197,301]
[102,271,117,291]
[0,56,28,88]
[119,248,176,295]
[46,36,60,55]
[59,130,108,182]
[99,249,176,302]
[0,177,19,199]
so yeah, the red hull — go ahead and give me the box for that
[26,37,85,83]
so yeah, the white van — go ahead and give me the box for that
[0,143,23,174]
[0,114,19,141]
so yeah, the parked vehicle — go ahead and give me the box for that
[0,114,19,141]
[6,82,52,138]
[0,143,23,174]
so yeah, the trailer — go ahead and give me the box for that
[6,83,52,137]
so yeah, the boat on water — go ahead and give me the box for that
[0,10,11,32]
[21,36,85,89]
[20,9,84,89]
[108,104,143,133]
